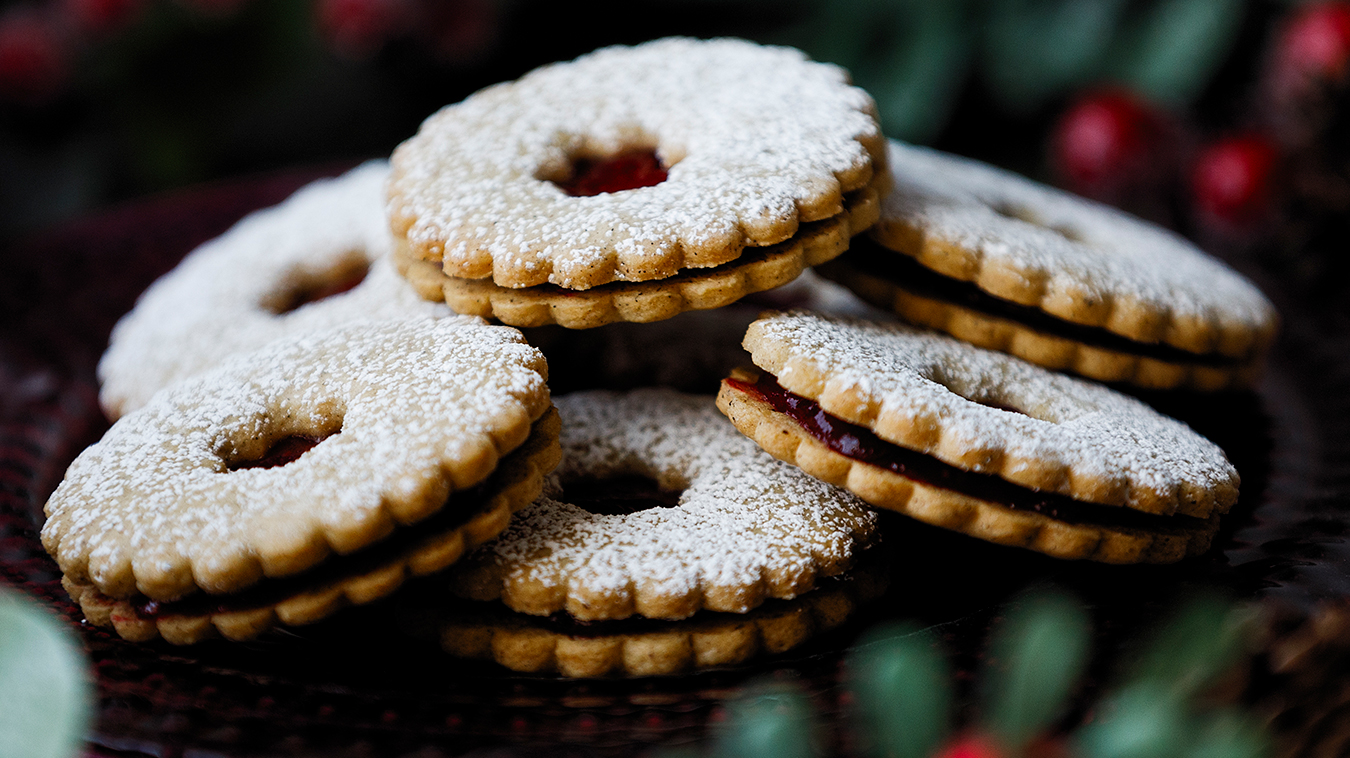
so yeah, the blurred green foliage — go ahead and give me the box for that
[783,0,1252,141]
[0,589,93,758]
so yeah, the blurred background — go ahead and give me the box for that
[0,0,1346,296]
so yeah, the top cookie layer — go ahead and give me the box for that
[44,319,552,603]
[448,389,878,621]
[98,162,468,419]
[389,37,884,290]
[742,311,1239,518]
[871,141,1277,357]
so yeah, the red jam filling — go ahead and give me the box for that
[229,434,329,471]
[726,373,1207,532]
[562,475,682,516]
[556,149,668,197]
[274,264,369,314]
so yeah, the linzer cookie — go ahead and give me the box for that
[717,311,1241,564]
[387,37,887,328]
[431,389,881,676]
[817,140,1278,390]
[99,161,469,419]
[43,319,559,644]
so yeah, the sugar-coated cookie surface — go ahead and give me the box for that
[741,311,1239,518]
[389,37,885,290]
[44,319,553,607]
[870,141,1277,357]
[97,162,469,419]
[448,389,879,621]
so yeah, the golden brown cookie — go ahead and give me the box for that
[98,162,468,419]
[447,389,879,622]
[388,37,885,292]
[421,556,888,678]
[820,140,1279,390]
[394,178,880,329]
[716,311,1240,564]
[43,319,559,643]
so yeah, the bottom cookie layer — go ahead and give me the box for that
[62,409,562,644]
[394,187,879,329]
[817,249,1262,391]
[716,373,1220,564]
[416,555,888,678]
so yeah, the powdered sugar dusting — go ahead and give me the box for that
[750,311,1238,513]
[45,319,550,601]
[878,141,1276,338]
[390,37,882,290]
[454,389,877,618]
[98,161,474,419]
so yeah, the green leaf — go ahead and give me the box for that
[0,590,93,758]
[982,590,1091,749]
[1075,682,1191,758]
[1128,594,1253,698]
[1186,709,1271,758]
[983,0,1130,111]
[846,623,952,758]
[785,0,974,143]
[1112,0,1247,105]
[712,678,820,758]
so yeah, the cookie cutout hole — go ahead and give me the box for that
[554,149,669,197]
[228,431,338,471]
[562,474,683,516]
[266,257,370,315]
[992,202,1085,243]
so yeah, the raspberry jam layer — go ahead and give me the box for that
[726,372,1207,532]
[229,434,329,471]
[556,150,668,197]
[837,237,1244,367]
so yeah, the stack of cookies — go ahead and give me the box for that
[41,37,1278,678]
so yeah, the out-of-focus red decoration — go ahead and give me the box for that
[1190,135,1280,230]
[0,10,69,105]
[315,0,414,59]
[1050,88,1175,207]
[62,0,143,36]
[1271,2,1350,90]
[934,733,1007,758]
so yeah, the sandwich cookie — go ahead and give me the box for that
[817,141,1278,390]
[717,311,1241,564]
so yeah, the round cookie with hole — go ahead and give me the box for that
[43,319,559,644]
[98,161,470,420]
[387,37,888,328]
[716,311,1240,564]
[431,388,882,676]
[816,140,1278,390]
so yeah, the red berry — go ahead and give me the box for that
[0,11,69,105]
[1190,135,1280,228]
[934,733,1006,758]
[1050,89,1173,202]
[63,0,144,36]
[316,0,413,59]
[1273,2,1350,87]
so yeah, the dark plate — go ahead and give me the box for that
[2,167,1348,758]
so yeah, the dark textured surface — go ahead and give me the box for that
[0,170,1347,757]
